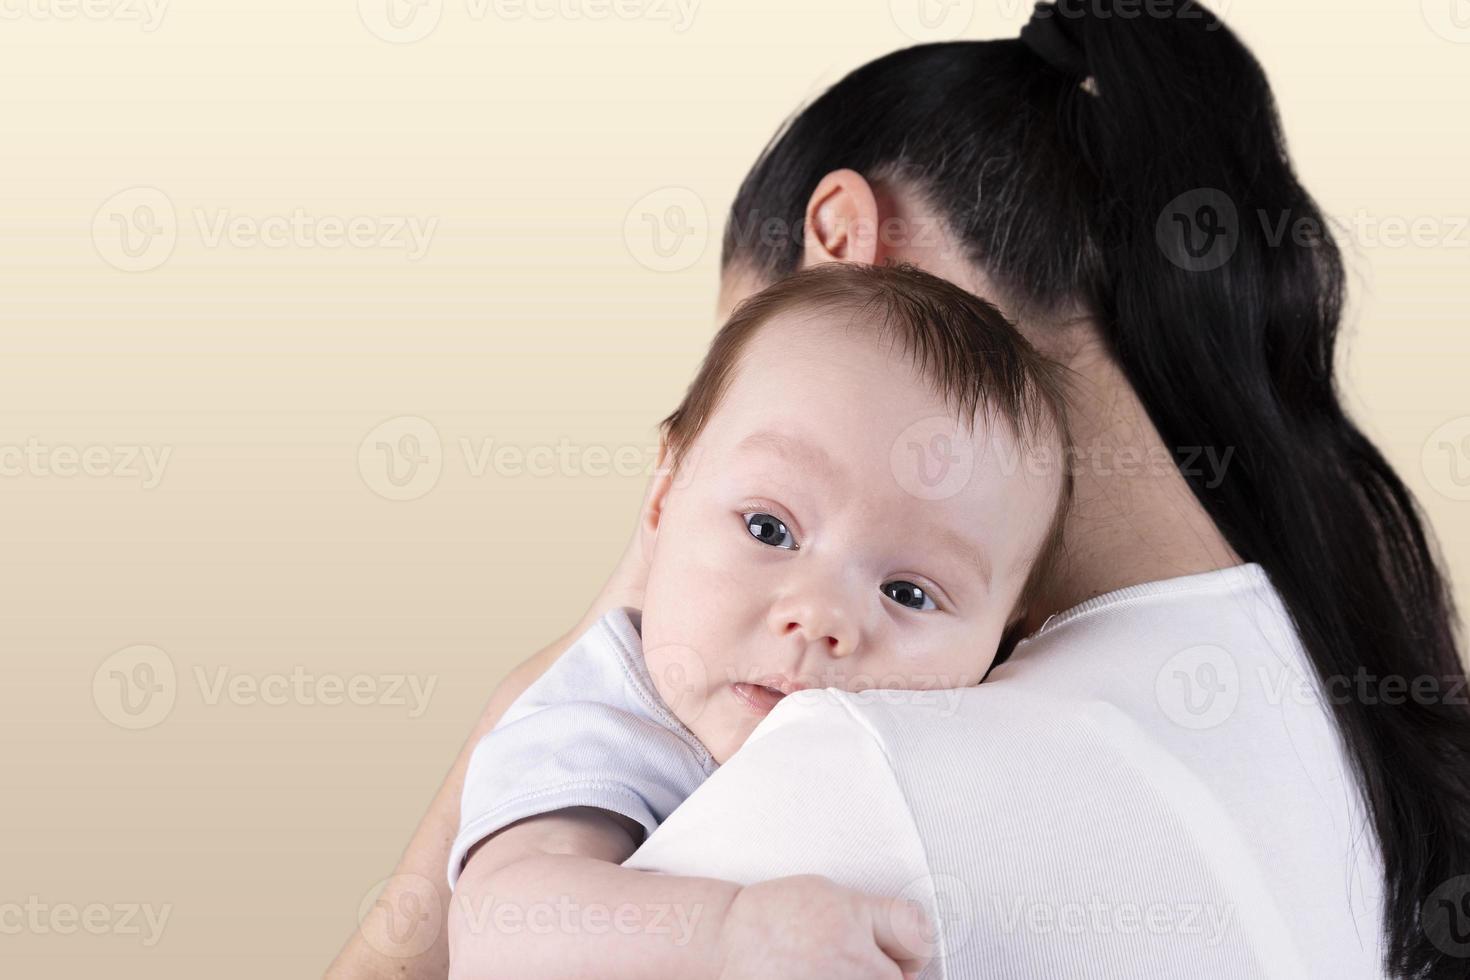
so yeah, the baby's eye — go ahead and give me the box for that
[744,512,798,550]
[882,580,937,612]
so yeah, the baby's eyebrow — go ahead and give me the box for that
[733,429,849,490]
[922,520,992,592]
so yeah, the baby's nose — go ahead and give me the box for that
[769,599,859,659]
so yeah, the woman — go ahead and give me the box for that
[330,2,1469,977]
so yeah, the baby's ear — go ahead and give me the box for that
[638,431,678,548]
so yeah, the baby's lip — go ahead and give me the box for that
[753,674,810,697]
[731,681,787,715]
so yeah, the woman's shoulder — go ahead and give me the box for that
[750,564,1387,975]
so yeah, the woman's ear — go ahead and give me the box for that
[801,168,885,268]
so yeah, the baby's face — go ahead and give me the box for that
[639,307,1063,764]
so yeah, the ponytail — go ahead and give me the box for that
[1040,4,1470,975]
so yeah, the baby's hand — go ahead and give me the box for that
[715,875,933,980]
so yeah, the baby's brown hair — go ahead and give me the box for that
[659,261,1072,623]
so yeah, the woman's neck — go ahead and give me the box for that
[1025,327,1242,630]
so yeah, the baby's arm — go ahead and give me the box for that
[448,806,930,980]
[446,806,739,980]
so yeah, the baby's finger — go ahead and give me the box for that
[868,894,936,977]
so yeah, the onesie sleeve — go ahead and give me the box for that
[447,608,717,889]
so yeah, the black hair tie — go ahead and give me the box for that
[1019,1,1091,81]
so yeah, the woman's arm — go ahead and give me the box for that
[323,627,577,980]
[326,570,650,978]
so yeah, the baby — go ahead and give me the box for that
[445,262,1071,979]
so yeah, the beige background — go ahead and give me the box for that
[0,0,1466,975]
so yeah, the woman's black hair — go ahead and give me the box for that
[721,2,1469,976]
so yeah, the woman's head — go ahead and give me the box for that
[637,262,1070,764]
[714,30,1100,332]
[711,3,1469,977]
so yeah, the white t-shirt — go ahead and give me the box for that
[624,563,1388,979]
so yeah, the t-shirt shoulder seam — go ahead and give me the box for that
[1030,569,1273,641]
[824,695,950,975]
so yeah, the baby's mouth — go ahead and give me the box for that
[730,682,787,715]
